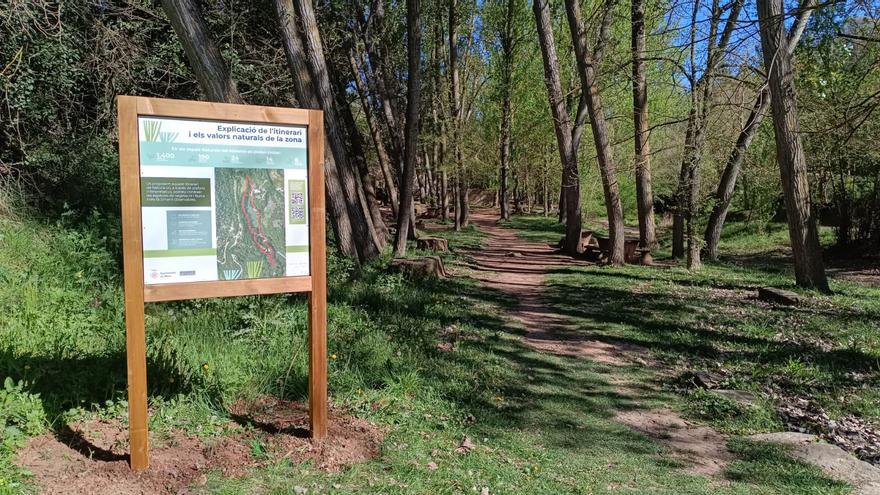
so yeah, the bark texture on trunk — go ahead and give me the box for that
[449,0,462,231]
[161,0,243,104]
[348,50,399,218]
[275,0,381,263]
[394,0,421,256]
[498,0,515,221]
[533,0,582,255]
[275,0,362,260]
[564,0,624,264]
[757,0,829,291]
[631,0,656,252]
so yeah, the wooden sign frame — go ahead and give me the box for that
[117,96,327,471]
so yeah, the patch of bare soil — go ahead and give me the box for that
[17,399,383,494]
[615,409,734,477]
[17,419,250,495]
[461,210,652,367]
[229,396,384,471]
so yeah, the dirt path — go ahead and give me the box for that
[461,210,649,366]
[456,209,734,477]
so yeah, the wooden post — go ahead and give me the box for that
[308,110,328,438]
[118,96,150,471]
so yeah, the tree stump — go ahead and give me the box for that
[390,256,447,278]
[416,236,449,252]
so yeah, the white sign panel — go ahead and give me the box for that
[137,117,309,285]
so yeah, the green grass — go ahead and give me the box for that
[504,213,879,425]
[0,212,857,494]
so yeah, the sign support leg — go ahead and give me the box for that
[126,305,150,470]
[308,109,327,438]
[118,95,150,470]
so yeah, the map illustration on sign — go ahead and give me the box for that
[215,168,286,280]
[137,117,310,284]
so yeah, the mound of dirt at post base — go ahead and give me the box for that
[16,398,384,494]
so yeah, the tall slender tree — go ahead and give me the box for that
[449,0,466,230]
[496,0,517,221]
[564,0,625,265]
[274,0,382,263]
[757,0,829,290]
[673,0,743,269]
[394,0,422,256]
[704,0,815,260]
[631,0,656,256]
[533,0,583,255]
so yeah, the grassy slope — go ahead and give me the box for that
[0,214,853,494]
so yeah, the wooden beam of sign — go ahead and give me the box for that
[307,110,328,438]
[118,96,150,471]
[116,96,327,471]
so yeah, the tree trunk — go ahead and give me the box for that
[534,0,582,255]
[440,171,449,220]
[448,0,470,230]
[757,0,829,291]
[277,0,382,263]
[564,0,623,264]
[348,50,399,218]
[705,90,769,259]
[631,0,656,252]
[424,150,435,207]
[330,65,388,248]
[558,182,566,224]
[672,114,692,259]
[704,0,814,259]
[393,0,421,256]
[543,159,550,216]
[275,0,367,260]
[161,0,243,104]
[498,0,514,221]
[499,84,512,221]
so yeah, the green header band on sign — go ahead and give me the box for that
[285,245,309,253]
[143,248,217,258]
[140,142,307,169]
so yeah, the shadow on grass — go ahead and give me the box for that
[540,264,880,396]
[0,348,201,423]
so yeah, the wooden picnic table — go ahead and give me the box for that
[594,234,644,264]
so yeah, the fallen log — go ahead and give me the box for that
[757,287,803,305]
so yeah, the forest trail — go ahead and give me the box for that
[463,209,648,365]
[458,209,737,478]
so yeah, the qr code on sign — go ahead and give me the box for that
[291,206,305,220]
[292,192,304,205]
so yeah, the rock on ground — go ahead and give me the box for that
[750,432,880,494]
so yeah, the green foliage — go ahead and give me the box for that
[1,377,47,437]
[0,378,45,495]
[685,389,781,435]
